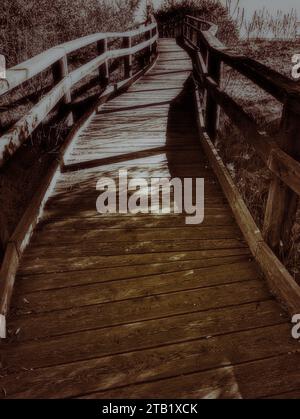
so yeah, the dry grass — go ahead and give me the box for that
[225,0,297,40]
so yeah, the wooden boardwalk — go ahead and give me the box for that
[1,39,300,399]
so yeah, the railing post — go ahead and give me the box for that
[145,27,151,63]
[197,20,202,47]
[52,55,73,126]
[263,103,300,254]
[0,211,9,259]
[152,26,157,57]
[187,17,190,41]
[123,36,133,79]
[205,51,221,140]
[97,38,109,87]
[189,17,193,42]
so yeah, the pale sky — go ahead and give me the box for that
[136,0,300,20]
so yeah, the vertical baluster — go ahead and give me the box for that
[0,211,9,259]
[152,26,157,57]
[52,55,73,126]
[205,51,221,140]
[145,27,151,63]
[97,38,109,87]
[123,36,133,79]
[197,20,201,48]
[263,103,300,254]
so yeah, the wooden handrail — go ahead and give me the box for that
[0,52,159,339]
[185,15,218,36]
[0,22,157,96]
[0,22,158,167]
[184,16,300,107]
[167,14,300,314]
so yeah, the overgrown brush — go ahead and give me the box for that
[0,0,140,67]
[154,0,238,44]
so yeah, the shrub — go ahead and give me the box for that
[0,0,140,67]
[154,0,238,44]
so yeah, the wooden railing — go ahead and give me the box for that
[0,21,158,338]
[0,21,158,168]
[163,15,300,255]
[159,15,300,314]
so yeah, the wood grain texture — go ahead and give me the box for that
[1,39,299,400]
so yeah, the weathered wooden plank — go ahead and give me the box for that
[21,241,248,276]
[80,352,300,399]
[37,213,234,232]
[2,39,297,399]
[43,204,230,220]
[11,277,266,326]
[19,247,251,276]
[4,280,271,368]
[264,390,300,399]
[30,226,241,247]
[9,281,271,343]
[14,255,253,294]
[44,198,227,216]
[11,261,260,315]
[1,315,292,399]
